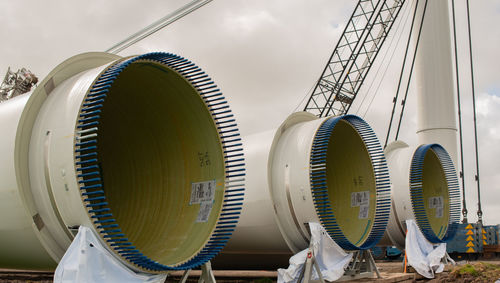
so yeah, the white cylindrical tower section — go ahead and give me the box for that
[414,0,458,165]
[215,113,391,269]
[0,52,246,273]
[0,94,57,269]
[214,129,292,269]
[380,141,460,248]
[269,114,391,252]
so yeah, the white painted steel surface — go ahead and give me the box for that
[379,141,416,248]
[0,51,244,273]
[217,112,390,269]
[380,141,459,248]
[222,129,290,254]
[0,53,118,270]
[221,113,319,258]
[378,0,461,249]
[0,94,56,269]
[268,113,325,253]
[414,0,458,165]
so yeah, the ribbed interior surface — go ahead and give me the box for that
[421,149,450,239]
[325,120,376,246]
[96,61,224,266]
[310,115,390,250]
[75,53,245,272]
[409,144,459,243]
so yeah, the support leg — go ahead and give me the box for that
[198,261,216,283]
[179,269,190,283]
[366,250,380,278]
[302,253,313,283]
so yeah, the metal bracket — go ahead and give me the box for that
[339,250,380,281]
[179,261,216,283]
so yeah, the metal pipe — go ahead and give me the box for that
[0,52,245,273]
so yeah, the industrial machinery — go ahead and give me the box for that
[0,67,38,102]
[447,223,500,260]
[0,52,245,273]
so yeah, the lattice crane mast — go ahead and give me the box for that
[304,0,406,117]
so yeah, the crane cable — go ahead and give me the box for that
[393,0,428,142]
[382,0,421,148]
[451,0,468,223]
[106,0,213,54]
[356,0,415,118]
[465,0,483,224]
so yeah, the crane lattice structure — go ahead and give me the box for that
[304,0,406,117]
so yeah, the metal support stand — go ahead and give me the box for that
[297,241,325,283]
[296,240,379,282]
[339,250,380,281]
[178,261,216,283]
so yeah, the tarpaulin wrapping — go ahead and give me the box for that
[54,226,167,283]
[278,223,353,283]
[405,219,449,279]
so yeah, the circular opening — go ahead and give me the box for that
[417,148,450,240]
[79,59,226,268]
[325,120,376,246]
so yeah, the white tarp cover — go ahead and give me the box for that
[54,226,167,283]
[277,222,353,283]
[405,219,447,279]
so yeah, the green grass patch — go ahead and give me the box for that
[450,262,500,282]
[455,264,480,277]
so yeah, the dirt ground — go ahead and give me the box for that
[427,261,500,283]
[2,260,500,282]
[0,269,53,283]
[376,260,500,283]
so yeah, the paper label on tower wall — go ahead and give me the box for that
[351,191,370,207]
[435,207,443,218]
[190,180,216,204]
[359,204,369,219]
[428,196,444,218]
[196,201,213,223]
[351,191,370,219]
[428,196,443,209]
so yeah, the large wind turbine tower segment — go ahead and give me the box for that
[381,0,462,248]
[379,141,460,248]
[215,113,390,268]
[0,52,245,273]
[414,0,458,165]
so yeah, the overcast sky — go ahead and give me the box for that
[1,1,499,225]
